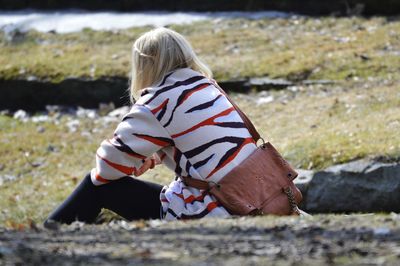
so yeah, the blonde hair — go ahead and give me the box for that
[129,27,212,103]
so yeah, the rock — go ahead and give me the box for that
[13,109,28,121]
[256,95,274,105]
[3,27,26,43]
[98,102,115,116]
[0,109,12,116]
[301,80,335,85]
[76,107,97,119]
[36,126,45,133]
[46,144,58,153]
[98,116,120,126]
[294,170,314,194]
[0,174,17,186]
[66,119,80,132]
[294,169,314,209]
[247,77,294,90]
[373,227,391,236]
[26,75,38,81]
[304,159,400,213]
[0,77,333,111]
[107,106,130,119]
[31,115,50,123]
[43,219,60,231]
[218,79,247,92]
[45,105,71,115]
[0,77,129,111]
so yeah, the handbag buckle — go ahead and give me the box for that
[258,137,266,148]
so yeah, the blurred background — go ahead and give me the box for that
[0,0,399,15]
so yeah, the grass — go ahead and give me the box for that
[0,17,400,82]
[1,81,399,226]
[243,82,400,168]
[1,16,400,226]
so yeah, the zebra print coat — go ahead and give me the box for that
[91,68,257,220]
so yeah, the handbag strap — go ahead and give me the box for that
[211,81,261,143]
[180,175,210,190]
[180,81,262,190]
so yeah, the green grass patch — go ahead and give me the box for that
[1,17,399,82]
[1,16,400,226]
[1,81,399,226]
[241,83,400,169]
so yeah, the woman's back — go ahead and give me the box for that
[46,28,260,223]
[136,68,257,184]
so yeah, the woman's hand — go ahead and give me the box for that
[134,154,161,177]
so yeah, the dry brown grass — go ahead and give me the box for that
[0,17,399,82]
[1,16,400,226]
[1,81,399,226]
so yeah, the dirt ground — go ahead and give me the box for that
[1,214,400,265]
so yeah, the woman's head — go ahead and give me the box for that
[130,27,212,102]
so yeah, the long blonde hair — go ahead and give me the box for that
[130,27,212,103]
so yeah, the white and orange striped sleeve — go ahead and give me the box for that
[90,104,173,186]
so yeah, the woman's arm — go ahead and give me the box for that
[91,104,172,185]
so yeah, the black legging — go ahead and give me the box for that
[45,173,163,224]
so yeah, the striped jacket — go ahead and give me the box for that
[91,68,257,220]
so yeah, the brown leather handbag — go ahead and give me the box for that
[181,83,303,216]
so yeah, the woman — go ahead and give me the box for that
[45,27,257,224]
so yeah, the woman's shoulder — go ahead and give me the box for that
[121,104,155,122]
[136,68,211,106]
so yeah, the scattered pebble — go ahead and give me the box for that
[373,227,391,236]
[76,107,97,119]
[36,126,45,133]
[31,115,50,123]
[66,119,80,132]
[256,95,274,105]
[46,144,58,153]
[0,174,17,186]
[0,110,12,116]
[70,221,85,231]
[43,219,60,231]
[98,102,115,116]
[98,116,120,126]
[13,109,28,121]
[107,106,130,119]
[0,246,13,256]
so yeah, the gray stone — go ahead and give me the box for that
[13,109,28,120]
[294,169,314,195]
[247,77,294,90]
[0,174,17,186]
[0,77,334,111]
[304,159,400,213]
[98,102,115,115]
[0,109,11,116]
[256,95,274,105]
[301,80,335,85]
[76,107,97,119]
[66,119,80,132]
[107,106,130,119]
[294,169,314,209]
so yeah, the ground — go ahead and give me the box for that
[1,214,400,265]
[1,17,400,82]
[1,15,400,265]
[1,81,399,226]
